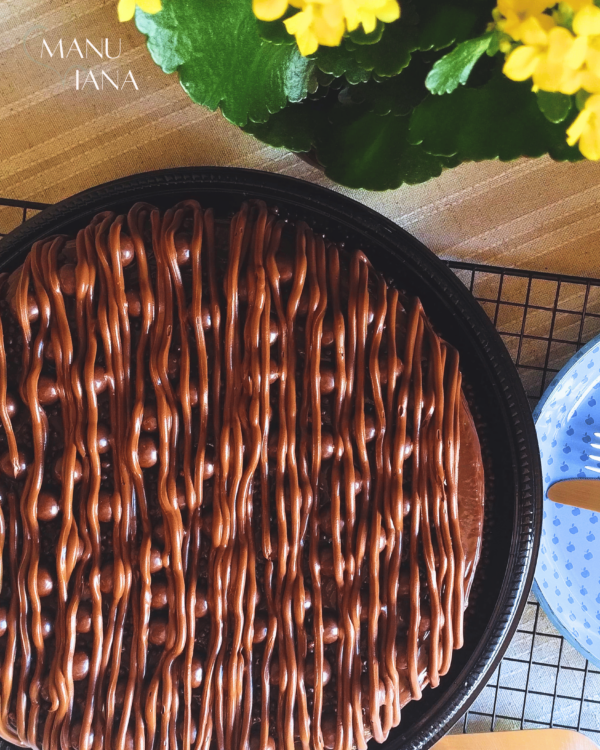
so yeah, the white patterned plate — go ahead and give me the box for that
[534,333,600,667]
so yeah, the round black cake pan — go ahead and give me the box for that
[0,167,542,750]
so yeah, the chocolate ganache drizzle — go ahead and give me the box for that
[0,200,484,750]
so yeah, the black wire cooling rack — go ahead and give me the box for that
[2,197,600,745]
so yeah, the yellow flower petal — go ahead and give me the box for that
[118,0,136,22]
[503,45,543,80]
[577,117,600,158]
[359,9,378,33]
[253,0,289,20]
[580,70,600,92]
[138,0,162,13]
[312,14,345,45]
[573,4,600,36]
[566,108,591,145]
[565,33,587,69]
[519,16,550,45]
[285,7,314,35]
[296,28,319,55]
[375,0,400,22]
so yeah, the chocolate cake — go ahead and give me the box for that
[0,199,484,750]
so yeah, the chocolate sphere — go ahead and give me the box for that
[176,480,186,509]
[38,375,59,406]
[149,547,163,574]
[269,660,280,685]
[276,253,294,284]
[45,340,55,362]
[378,527,387,553]
[202,303,211,330]
[250,734,275,750]
[100,563,113,594]
[191,655,203,689]
[322,611,339,644]
[320,367,335,395]
[151,581,168,609]
[0,607,7,637]
[138,435,158,468]
[38,491,59,521]
[37,567,53,597]
[321,431,334,460]
[59,264,77,296]
[120,234,135,267]
[70,722,94,750]
[253,613,268,644]
[177,718,198,745]
[148,616,167,646]
[269,318,278,345]
[5,393,18,419]
[353,468,362,494]
[269,360,279,384]
[195,583,208,618]
[303,588,312,611]
[360,675,386,711]
[54,456,82,484]
[41,611,53,639]
[93,366,107,395]
[365,415,377,442]
[76,603,92,634]
[96,424,111,454]
[175,234,191,266]
[187,380,199,408]
[203,453,215,480]
[322,713,337,750]
[10,292,38,323]
[141,403,158,433]
[126,289,142,317]
[321,319,334,347]
[305,656,331,687]
[124,730,135,750]
[97,491,112,523]
[0,450,27,479]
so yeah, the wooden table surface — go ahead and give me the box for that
[3,0,600,278]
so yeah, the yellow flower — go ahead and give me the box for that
[253,0,289,22]
[254,0,400,55]
[118,0,162,22]
[566,93,600,158]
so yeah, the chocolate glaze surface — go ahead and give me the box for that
[0,200,484,750]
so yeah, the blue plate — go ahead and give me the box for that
[534,333,600,667]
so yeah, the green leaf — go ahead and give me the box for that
[256,5,298,45]
[409,68,583,162]
[314,45,371,85]
[536,90,572,123]
[245,93,460,190]
[417,0,493,51]
[317,105,460,189]
[344,6,420,77]
[244,101,326,153]
[351,54,430,115]
[425,33,492,95]
[135,0,317,127]
[256,20,294,46]
[347,21,385,45]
